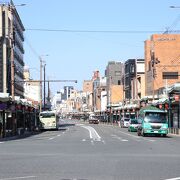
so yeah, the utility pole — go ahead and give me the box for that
[43,63,46,110]
[40,58,42,112]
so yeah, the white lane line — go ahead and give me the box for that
[0,176,37,180]
[49,137,54,140]
[78,124,104,144]
[82,139,86,142]
[118,130,156,142]
[82,125,101,141]
[0,142,4,144]
[111,134,128,142]
[57,134,61,137]
[121,139,128,142]
[164,177,180,180]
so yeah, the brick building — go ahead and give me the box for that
[145,34,180,97]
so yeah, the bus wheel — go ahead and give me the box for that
[163,134,167,137]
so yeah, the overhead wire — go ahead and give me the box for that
[25,28,180,34]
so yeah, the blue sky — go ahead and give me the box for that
[13,0,180,94]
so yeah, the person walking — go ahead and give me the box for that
[0,121,2,138]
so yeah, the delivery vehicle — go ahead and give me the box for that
[39,111,59,130]
[128,119,138,132]
[137,106,168,137]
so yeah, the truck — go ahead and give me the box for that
[137,105,168,137]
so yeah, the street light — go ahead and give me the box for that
[39,55,48,112]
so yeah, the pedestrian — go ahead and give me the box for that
[0,121,2,138]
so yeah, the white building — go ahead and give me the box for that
[23,66,40,107]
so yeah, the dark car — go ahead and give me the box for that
[89,115,99,124]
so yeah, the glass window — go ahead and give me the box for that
[144,112,167,123]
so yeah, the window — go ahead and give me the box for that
[115,71,121,76]
[118,80,121,85]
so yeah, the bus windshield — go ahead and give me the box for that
[40,113,55,118]
[144,112,167,123]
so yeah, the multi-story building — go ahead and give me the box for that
[92,70,100,111]
[105,61,124,105]
[61,86,74,101]
[124,59,145,100]
[23,66,40,107]
[83,80,93,112]
[0,1,25,97]
[145,34,180,97]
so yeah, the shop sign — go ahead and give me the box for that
[165,103,169,110]
[174,95,179,102]
[159,104,163,109]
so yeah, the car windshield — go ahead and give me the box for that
[131,120,138,124]
[40,113,55,118]
[144,112,167,123]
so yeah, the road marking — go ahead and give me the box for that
[121,139,128,142]
[111,134,128,142]
[0,142,4,144]
[82,139,86,142]
[57,134,61,137]
[49,137,54,140]
[78,124,104,145]
[118,130,156,142]
[164,177,180,180]
[0,176,37,180]
[80,125,101,141]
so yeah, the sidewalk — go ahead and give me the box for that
[0,131,40,142]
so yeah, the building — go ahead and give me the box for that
[61,86,74,101]
[105,61,124,105]
[124,59,145,100]
[23,66,40,107]
[0,1,25,98]
[145,34,180,97]
[83,80,93,112]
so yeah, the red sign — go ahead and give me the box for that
[159,104,162,109]
[174,95,179,101]
[165,103,169,110]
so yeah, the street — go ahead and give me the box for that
[0,119,180,180]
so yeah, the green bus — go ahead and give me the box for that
[137,106,168,137]
[39,111,59,130]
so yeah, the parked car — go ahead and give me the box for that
[120,117,130,128]
[128,119,139,132]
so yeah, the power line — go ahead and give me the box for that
[25,28,180,34]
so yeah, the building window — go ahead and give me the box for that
[115,71,121,76]
[130,64,135,73]
[118,80,121,85]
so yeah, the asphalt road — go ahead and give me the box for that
[0,119,180,180]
